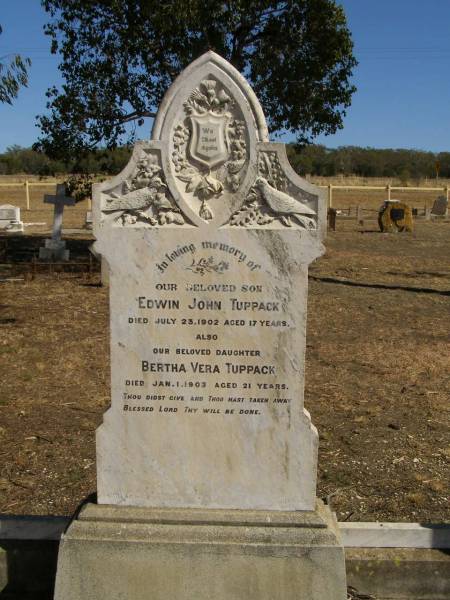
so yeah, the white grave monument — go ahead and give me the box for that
[39,184,75,260]
[54,52,346,600]
[0,204,24,233]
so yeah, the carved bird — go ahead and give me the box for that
[254,177,316,229]
[103,188,155,212]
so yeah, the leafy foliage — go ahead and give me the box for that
[36,0,357,163]
[0,25,31,104]
[0,145,132,177]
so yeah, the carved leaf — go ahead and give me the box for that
[186,175,203,193]
[205,175,223,194]
[172,212,185,225]
[229,207,257,226]
[177,168,197,182]
[227,159,245,174]
[134,210,158,226]
[256,213,274,225]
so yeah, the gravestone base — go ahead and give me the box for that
[39,239,70,261]
[0,220,24,233]
[54,501,346,600]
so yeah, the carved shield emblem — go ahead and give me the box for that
[188,114,230,169]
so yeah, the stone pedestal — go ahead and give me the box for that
[54,501,347,600]
[0,220,24,233]
[39,239,70,261]
[0,204,24,233]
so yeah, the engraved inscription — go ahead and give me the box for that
[189,114,229,168]
[122,244,293,419]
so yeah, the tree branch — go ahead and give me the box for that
[119,110,156,124]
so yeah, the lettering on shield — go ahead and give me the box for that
[188,114,230,169]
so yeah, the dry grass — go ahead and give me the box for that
[0,220,448,522]
[0,178,91,232]
[1,175,448,223]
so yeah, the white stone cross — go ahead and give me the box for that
[44,184,75,242]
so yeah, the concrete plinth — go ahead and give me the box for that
[0,221,24,233]
[54,501,347,600]
[39,239,70,261]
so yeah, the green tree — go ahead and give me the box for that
[37,0,357,164]
[0,25,31,104]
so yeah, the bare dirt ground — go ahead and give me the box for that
[0,219,448,522]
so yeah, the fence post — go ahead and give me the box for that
[386,184,391,201]
[25,180,30,210]
[328,184,333,209]
[356,205,363,222]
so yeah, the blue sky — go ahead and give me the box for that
[0,0,449,153]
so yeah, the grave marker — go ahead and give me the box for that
[0,204,24,233]
[379,200,413,232]
[54,51,346,600]
[39,184,75,260]
[431,195,448,217]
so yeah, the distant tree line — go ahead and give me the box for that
[0,145,132,177]
[286,145,449,180]
[1,144,449,181]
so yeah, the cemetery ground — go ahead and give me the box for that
[0,219,448,524]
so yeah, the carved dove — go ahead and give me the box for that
[103,187,156,212]
[255,177,315,215]
[254,177,316,228]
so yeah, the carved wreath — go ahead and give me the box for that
[172,79,247,220]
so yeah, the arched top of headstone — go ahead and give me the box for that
[94,51,325,233]
[152,51,269,144]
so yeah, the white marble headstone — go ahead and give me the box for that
[0,204,23,232]
[93,51,326,511]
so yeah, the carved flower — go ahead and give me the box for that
[173,124,189,146]
[217,89,231,104]
[158,210,184,225]
[202,79,217,95]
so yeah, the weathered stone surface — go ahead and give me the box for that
[0,204,24,233]
[93,51,326,511]
[379,200,413,232]
[39,239,69,261]
[346,547,450,599]
[54,502,347,600]
[54,50,345,600]
[39,184,75,260]
[431,195,448,216]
